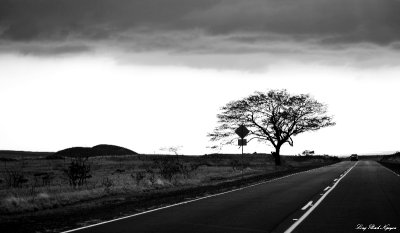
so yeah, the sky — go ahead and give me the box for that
[1,0,400,156]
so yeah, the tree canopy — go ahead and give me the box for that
[209,89,335,165]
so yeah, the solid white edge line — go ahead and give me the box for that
[380,163,400,177]
[61,163,335,233]
[283,161,358,233]
[301,201,313,210]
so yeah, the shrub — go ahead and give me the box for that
[64,157,91,187]
[145,167,157,184]
[156,159,182,181]
[3,169,28,188]
[101,177,114,192]
[230,159,240,171]
[230,159,250,172]
[133,172,145,185]
[33,172,55,186]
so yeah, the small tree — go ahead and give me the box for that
[4,169,28,188]
[64,156,91,187]
[160,146,182,156]
[209,89,335,165]
[302,150,315,156]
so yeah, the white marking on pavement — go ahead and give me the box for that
[334,178,338,181]
[301,201,313,210]
[323,186,330,191]
[61,164,336,233]
[380,164,400,177]
[284,161,358,233]
[292,219,298,221]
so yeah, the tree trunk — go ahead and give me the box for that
[272,146,281,166]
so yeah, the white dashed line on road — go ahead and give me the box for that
[284,161,359,233]
[61,164,336,233]
[301,201,313,210]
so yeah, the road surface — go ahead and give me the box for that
[64,161,400,233]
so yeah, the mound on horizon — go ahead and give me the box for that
[92,144,137,156]
[48,144,137,159]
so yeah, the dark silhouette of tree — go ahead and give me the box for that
[209,89,335,165]
[64,156,91,187]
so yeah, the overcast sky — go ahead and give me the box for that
[1,0,400,155]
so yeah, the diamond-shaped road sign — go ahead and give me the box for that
[235,125,249,139]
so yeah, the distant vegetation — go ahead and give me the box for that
[0,150,53,160]
[209,89,335,166]
[0,147,339,215]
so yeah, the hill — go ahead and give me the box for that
[48,144,138,159]
[92,144,137,155]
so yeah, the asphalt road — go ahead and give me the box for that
[64,161,400,233]
[294,161,400,233]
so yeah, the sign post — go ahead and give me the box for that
[235,125,249,155]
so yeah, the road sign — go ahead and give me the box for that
[238,139,247,146]
[235,125,249,138]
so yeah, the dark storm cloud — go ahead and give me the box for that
[183,0,400,45]
[1,0,400,55]
[0,40,92,55]
[0,0,217,41]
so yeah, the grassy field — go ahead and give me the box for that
[0,151,343,233]
[378,152,400,175]
[0,152,339,216]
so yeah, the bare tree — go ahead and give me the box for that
[302,150,315,156]
[209,89,335,165]
[64,156,91,187]
[160,146,182,156]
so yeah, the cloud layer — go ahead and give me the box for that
[1,0,400,68]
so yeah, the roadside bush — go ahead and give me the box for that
[64,157,91,187]
[230,159,241,171]
[179,163,201,178]
[33,172,55,187]
[133,172,145,185]
[3,169,28,188]
[145,167,157,184]
[156,159,182,181]
[101,177,114,192]
[230,159,250,172]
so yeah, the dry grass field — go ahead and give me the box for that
[0,152,340,216]
[379,152,400,175]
